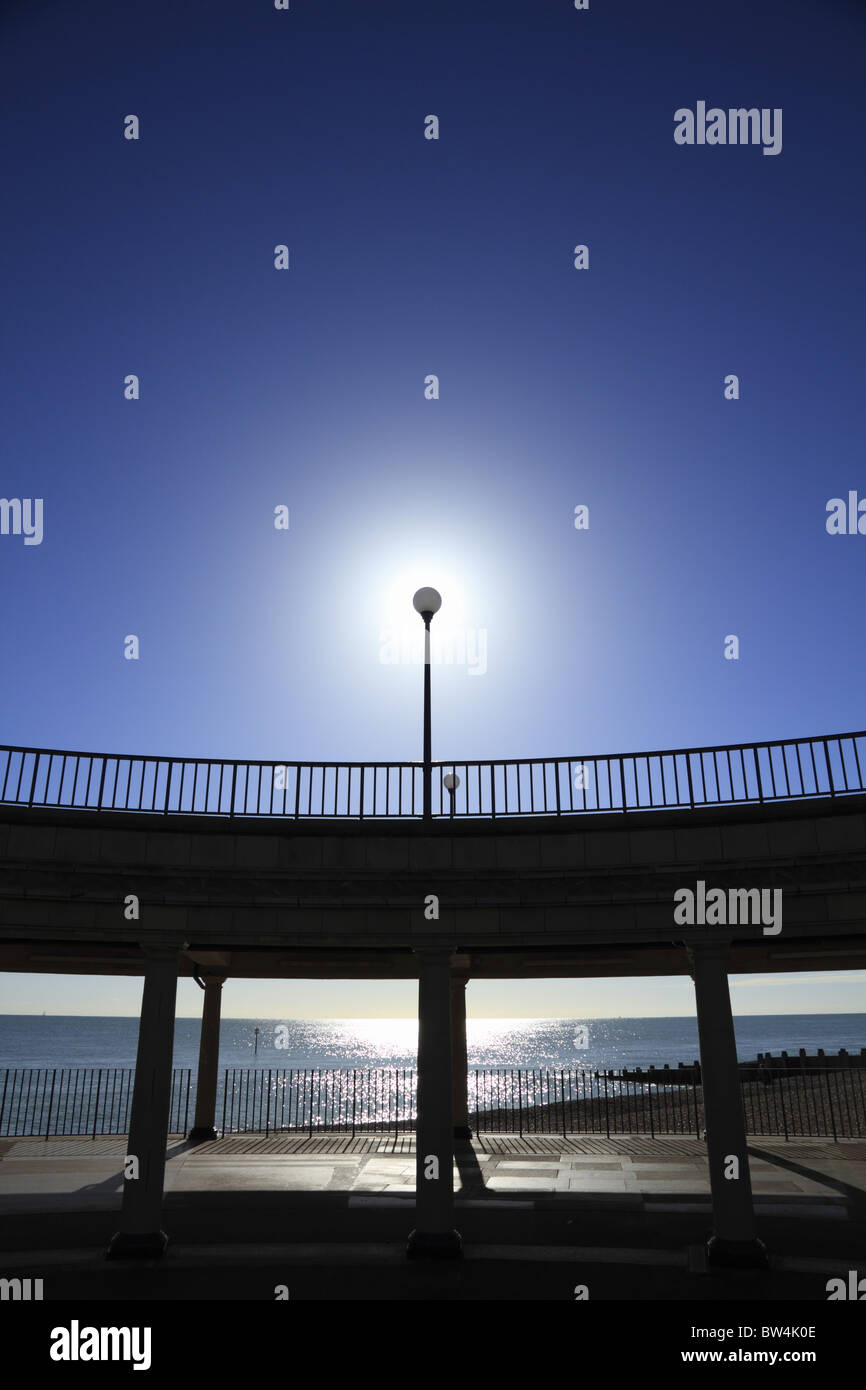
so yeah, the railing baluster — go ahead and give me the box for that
[27,752,40,807]
[14,753,28,802]
[823,738,836,796]
[753,746,764,802]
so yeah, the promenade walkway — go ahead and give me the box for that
[2,1133,864,1211]
[1,1134,864,1301]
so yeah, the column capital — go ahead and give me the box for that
[184,950,232,969]
[413,947,459,967]
[685,941,731,969]
[138,942,183,963]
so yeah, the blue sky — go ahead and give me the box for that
[1,0,865,1018]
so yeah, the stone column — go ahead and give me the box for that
[189,975,226,1142]
[407,949,462,1258]
[107,946,179,1259]
[689,943,768,1268]
[451,972,471,1139]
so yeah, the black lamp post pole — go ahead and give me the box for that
[423,614,432,819]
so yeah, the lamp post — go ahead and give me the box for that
[444,771,460,818]
[408,588,462,1259]
[412,586,442,819]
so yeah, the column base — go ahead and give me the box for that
[453,1126,473,1140]
[406,1228,463,1260]
[706,1234,769,1269]
[188,1125,218,1143]
[106,1230,169,1261]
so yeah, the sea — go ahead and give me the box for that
[1,1014,864,1075]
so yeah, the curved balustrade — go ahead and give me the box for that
[0,731,864,819]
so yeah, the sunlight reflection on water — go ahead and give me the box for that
[224,1016,701,1072]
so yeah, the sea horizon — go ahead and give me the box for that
[2,1013,864,1076]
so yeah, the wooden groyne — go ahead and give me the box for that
[615,1048,866,1085]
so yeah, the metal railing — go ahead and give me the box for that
[469,1066,866,1140]
[2,1066,863,1139]
[220,1067,418,1136]
[0,1067,191,1138]
[1,731,864,819]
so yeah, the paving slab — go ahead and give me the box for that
[496,1161,562,1171]
[0,1168,121,1195]
[562,1156,631,1165]
[565,1176,631,1191]
[488,1176,566,1191]
[171,1164,336,1191]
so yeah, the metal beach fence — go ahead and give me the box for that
[2,1066,863,1140]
